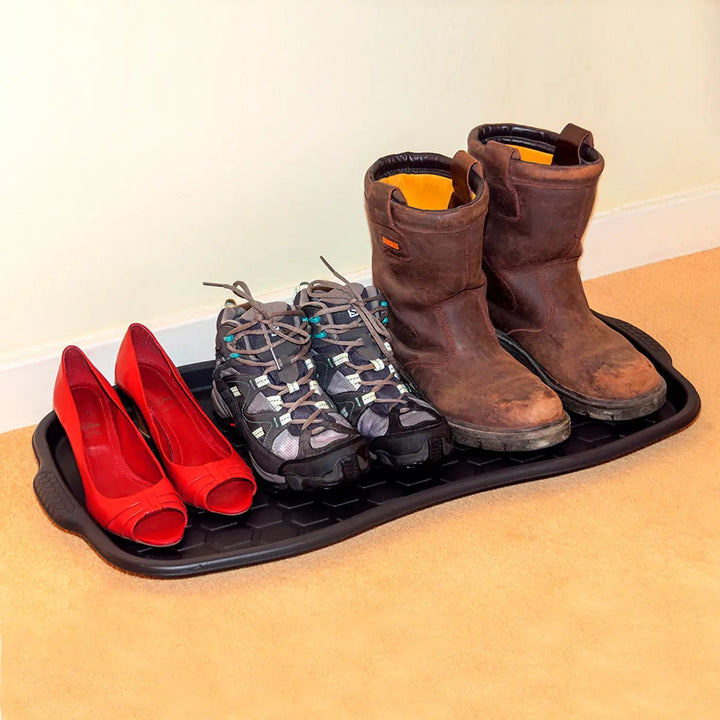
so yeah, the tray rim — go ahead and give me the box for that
[31,313,702,578]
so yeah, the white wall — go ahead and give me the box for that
[1,0,719,367]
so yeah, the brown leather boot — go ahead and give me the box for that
[467,122,667,420]
[364,150,570,451]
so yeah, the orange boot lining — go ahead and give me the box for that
[506,144,554,165]
[379,173,457,211]
[379,151,552,209]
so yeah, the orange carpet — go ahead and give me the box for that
[1,249,719,719]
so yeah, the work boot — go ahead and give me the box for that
[295,258,453,468]
[467,122,666,420]
[364,150,570,451]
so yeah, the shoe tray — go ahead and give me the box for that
[32,314,701,578]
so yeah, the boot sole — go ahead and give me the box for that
[448,413,571,452]
[497,332,668,421]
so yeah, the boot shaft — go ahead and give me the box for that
[365,150,498,356]
[467,123,604,268]
[364,150,489,309]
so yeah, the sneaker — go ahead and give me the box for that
[204,280,370,491]
[295,259,453,468]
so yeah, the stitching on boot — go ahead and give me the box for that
[505,267,554,338]
[511,179,598,190]
[539,265,557,334]
[366,183,400,230]
[385,298,418,344]
[483,257,517,312]
[464,236,470,290]
[569,186,592,257]
[405,360,443,375]
[483,142,520,218]
[434,305,457,359]
[486,181,519,219]
[509,258,578,273]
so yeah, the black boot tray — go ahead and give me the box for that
[32,314,701,578]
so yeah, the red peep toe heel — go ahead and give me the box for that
[115,324,256,515]
[53,346,188,546]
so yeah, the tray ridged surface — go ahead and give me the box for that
[32,315,700,577]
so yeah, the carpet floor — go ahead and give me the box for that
[1,249,719,719]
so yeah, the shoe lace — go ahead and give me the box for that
[305,257,404,407]
[203,280,327,430]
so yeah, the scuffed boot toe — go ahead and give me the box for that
[489,377,566,429]
[508,333,669,422]
[581,351,667,421]
[593,350,663,398]
[438,370,571,452]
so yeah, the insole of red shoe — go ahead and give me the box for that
[73,384,160,498]
[137,363,227,466]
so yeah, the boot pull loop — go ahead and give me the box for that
[365,180,406,229]
[552,123,594,166]
[483,141,520,218]
[449,150,483,207]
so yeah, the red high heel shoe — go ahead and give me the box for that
[53,346,188,546]
[115,324,256,515]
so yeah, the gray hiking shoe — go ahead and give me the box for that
[204,280,370,491]
[295,259,453,468]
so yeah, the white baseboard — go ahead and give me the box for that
[2,186,719,434]
[0,268,374,435]
[580,185,720,279]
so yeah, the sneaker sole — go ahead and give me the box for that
[211,382,370,491]
[251,448,370,492]
[369,427,453,469]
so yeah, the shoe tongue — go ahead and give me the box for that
[248,300,293,319]
[317,283,381,322]
[220,302,306,382]
[313,284,385,361]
